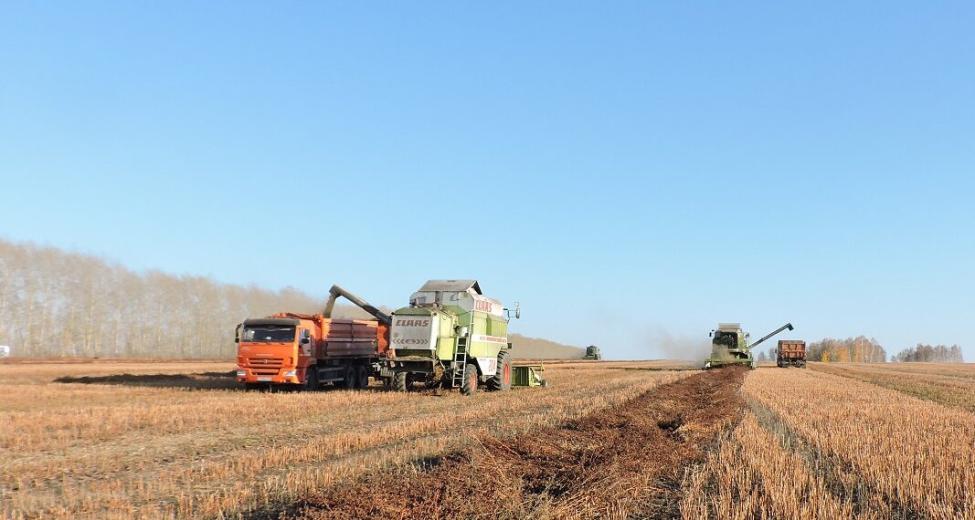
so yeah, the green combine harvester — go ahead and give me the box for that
[385,280,524,395]
[705,322,794,369]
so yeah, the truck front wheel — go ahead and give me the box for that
[304,366,319,391]
[393,371,408,392]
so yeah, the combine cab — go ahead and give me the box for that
[705,322,793,369]
[583,345,602,360]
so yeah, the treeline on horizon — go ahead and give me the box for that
[808,337,888,363]
[893,344,964,363]
[0,239,580,359]
[758,336,965,363]
[0,239,361,358]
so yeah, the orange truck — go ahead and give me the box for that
[235,285,391,389]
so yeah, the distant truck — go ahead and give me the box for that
[235,285,391,390]
[776,340,806,368]
[0,345,9,358]
[583,345,602,360]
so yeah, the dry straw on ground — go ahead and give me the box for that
[0,360,688,519]
[681,364,975,519]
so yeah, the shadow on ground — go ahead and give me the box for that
[51,372,397,392]
[53,371,239,390]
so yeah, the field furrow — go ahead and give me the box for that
[810,362,975,413]
[744,368,975,518]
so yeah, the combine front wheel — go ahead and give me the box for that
[487,351,512,391]
[393,371,408,392]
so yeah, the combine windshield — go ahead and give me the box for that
[242,325,295,343]
[712,331,738,349]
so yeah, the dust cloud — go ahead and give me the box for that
[647,328,712,361]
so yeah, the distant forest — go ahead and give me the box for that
[808,337,888,363]
[0,239,581,359]
[893,344,964,363]
[0,239,372,358]
[758,337,965,363]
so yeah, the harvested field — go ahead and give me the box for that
[4,361,972,519]
[810,362,975,412]
[0,360,692,519]
[282,367,747,519]
[682,366,975,519]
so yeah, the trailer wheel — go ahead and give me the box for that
[355,366,369,389]
[343,365,358,390]
[304,366,319,391]
[487,351,512,391]
[460,364,478,396]
[393,371,408,392]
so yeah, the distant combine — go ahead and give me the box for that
[705,322,794,369]
[583,345,602,360]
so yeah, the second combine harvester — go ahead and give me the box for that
[385,280,518,395]
[705,322,794,369]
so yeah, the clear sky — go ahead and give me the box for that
[1,2,973,360]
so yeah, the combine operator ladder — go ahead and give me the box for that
[451,333,469,388]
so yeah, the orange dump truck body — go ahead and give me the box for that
[236,312,389,388]
[776,340,806,368]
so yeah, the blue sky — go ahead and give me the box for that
[1,2,973,359]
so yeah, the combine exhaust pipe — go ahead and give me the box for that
[323,285,392,326]
[750,322,794,349]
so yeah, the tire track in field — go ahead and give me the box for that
[259,367,747,520]
[746,397,919,519]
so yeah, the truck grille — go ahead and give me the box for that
[246,357,284,375]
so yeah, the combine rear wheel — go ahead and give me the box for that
[460,364,478,396]
[487,351,512,391]
[393,371,408,392]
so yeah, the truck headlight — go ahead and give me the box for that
[284,370,297,377]
[236,370,246,377]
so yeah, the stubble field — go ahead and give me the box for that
[1,360,973,519]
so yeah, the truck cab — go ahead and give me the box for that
[236,316,316,386]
